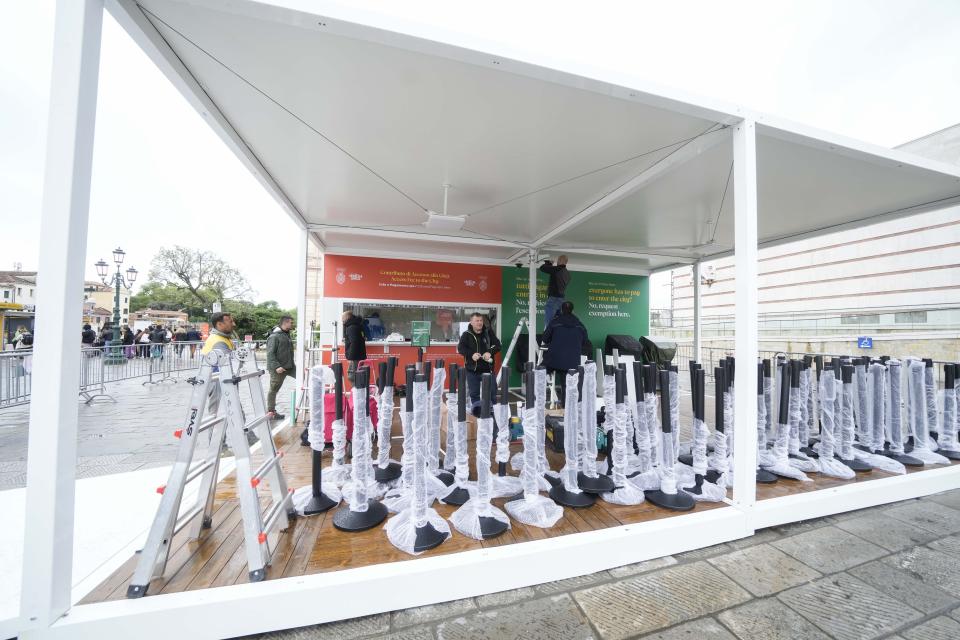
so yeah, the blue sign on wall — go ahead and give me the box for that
[857,336,873,349]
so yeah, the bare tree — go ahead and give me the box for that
[147,246,253,305]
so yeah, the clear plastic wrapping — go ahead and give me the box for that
[454,397,470,490]
[382,407,415,512]
[561,372,582,494]
[679,417,725,502]
[428,368,446,474]
[376,383,399,480]
[806,366,817,444]
[535,368,559,482]
[907,361,949,464]
[492,400,522,497]
[840,375,855,460]
[443,390,458,472]
[763,374,774,442]
[855,363,871,448]
[504,405,563,528]
[343,385,374,510]
[798,367,810,450]
[788,373,818,473]
[757,387,776,468]
[762,364,811,481]
[634,392,651,473]
[581,362,600,478]
[870,364,885,453]
[709,388,729,475]
[385,376,452,554]
[887,360,905,455]
[645,383,659,468]
[925,363,940,440]
[815,371,854,479]
[658,370,680,495]
[308,365,328,450]
[450,413,510,540]
[942,383,960,452]
[602,374,645,505]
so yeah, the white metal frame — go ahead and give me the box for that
[15,1,960,638]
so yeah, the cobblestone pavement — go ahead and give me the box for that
[236,489,960,640]
[0,372,297,490]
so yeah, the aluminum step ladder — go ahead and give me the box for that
[127,347,295,598]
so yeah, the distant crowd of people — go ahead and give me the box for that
[80,322,203,358]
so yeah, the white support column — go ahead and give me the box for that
[731,119,759,509]
[692,261,702,363]
[295,227,309,391]
[20,0,103,630]
[527,249,538,365]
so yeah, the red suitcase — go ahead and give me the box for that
[322,385,379,444]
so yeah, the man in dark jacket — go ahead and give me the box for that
[540,255,571,330]
[457,312,502,412]
[342,310,366,384]
[266,315,295,420]
[81,324,96,347]
[542,302,587,403]
[149,324,167,358]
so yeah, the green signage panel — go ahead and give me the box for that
[500,268,649,383]
[411,320,431,347]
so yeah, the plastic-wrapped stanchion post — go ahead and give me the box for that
[293,365,342,515]
[333,368,388,531]
[441,367,471,505]
[550,368,595,507]
[383,365,419,512]
[384,373,451,553]
[426,361,454,487]
[883,360,912,464]
[374,358,402,482]
[327,362,352,486]
[797,357,810,455]
[906,360,949,465]
[645,369,695,510]
[814,367,854,479]
[924,359,941,446]
[442,362,459,475]
[504,370,564,528]
[451,373,511,539]
[683,366,725,500]
[847,360,905,474]
[800,357,819,457]
[839,364,871,471]
[854,359,872,451]
[629,361,651,478]
[644,364,660,469]
[869,363,886,455]
[601,367,645,505]
[762,361,811,481]
[629,362,660,491]
[678,362,701,467]
[492,369,522,497]
[787,360,818,473]
[578,361,614,494]
[938,364,960,460]
[706,366,729,485]
[763,359,774,442]
[755,361,779,483]
[535,367,561,487]
[813,355,824,442]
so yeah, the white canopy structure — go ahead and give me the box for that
[18,1,960,638]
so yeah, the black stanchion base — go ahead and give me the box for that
[478,516,510,539]
[332,500,388,532]
[839,457,873,472]
[374,462,403,483]
[437,470,455,487]
[678,454,693,466]
[577,472,614,494]
[853,443,872,452]
[799,446,819,459]
[645,489,695,511]
[441,486,470,506]
[756,468,779,483]
[549,484,597,508]
[939,449,960,461]
[904,437,914,453]
[413,522,449,552]
[303,492,338,516]
[544,473,562,488]
[704,469,722,484]
[882,451,925,467]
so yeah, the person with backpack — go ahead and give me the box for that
[265,315,296,421]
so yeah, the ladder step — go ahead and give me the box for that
[172,504,204,536]
[185,460,215,485]
[245,414,268,432]
[228,370,264,384]
[260,489,295,539]
[250,451,284,488]
[173,416,224,439]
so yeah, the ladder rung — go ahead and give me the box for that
[245,414,268,432]
[185,460,215,485]
[250,451,284,487]
[228,370,264,384]
[197,415,224,433]
[172,504,203,536]
[259,489,294,540]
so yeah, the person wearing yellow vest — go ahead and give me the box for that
[201,312,257,446]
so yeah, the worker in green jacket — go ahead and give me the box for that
[266,315,296,420]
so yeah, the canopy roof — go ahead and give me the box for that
[115,0,960,275]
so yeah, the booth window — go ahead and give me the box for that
[342,302,498,342]
[840,313,880,325]
[895,310,927,324]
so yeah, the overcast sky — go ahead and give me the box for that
[2,0,959,309]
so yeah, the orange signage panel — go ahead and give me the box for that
[324,255,502,304]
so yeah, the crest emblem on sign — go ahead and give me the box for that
[478,279,488,292]
[336,270,346,285]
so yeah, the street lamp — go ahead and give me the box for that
[95,248,137,364]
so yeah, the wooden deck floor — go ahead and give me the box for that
[80,412,958,604]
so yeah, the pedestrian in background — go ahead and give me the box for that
[457,312,502,413]
[342,310,366,384]
[122,325,135,358]
[266,315,296,421]
[185,324,202,358]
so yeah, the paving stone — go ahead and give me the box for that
[573,561,750,639]
[952,604,960,622]
[75,462,145,479]
[925,490,960,511]
[900,616,960,640]
[771,526,885,574]
[770,518,832,536]
[778,573,922,640]
[638,617,736,640]
[392,599,476,629]
[727,528,780,550]
[834,511,940,551]
[718,597,831,640]
[883,547,960,598]
[708,543,821,597]
[474,586,536,609]
[608,555,677,578]
[371,628,435,640]
[435,594,593,640]
[885,501,960,537]
[256,613,390,639]
[926,534,960,557]
[676,542,732,561]
[536,571,610,594]
[848,560,959,614]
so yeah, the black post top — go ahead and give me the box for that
[945,363,955,390]
[480,373,493,418]
[841,364,854,384]
[790,360,801,388]
[499,368,510,405]
[448,362,459,393]
[524,370,535,408]
[762,358,771,377]
[659,369,672,433]
[633,360,644,397]
[615,367,626,404]
[714,366,724,433]
[423,360,432,388]
[458,367,467,420]
[757,361,764,395]
[778,363,791,424]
